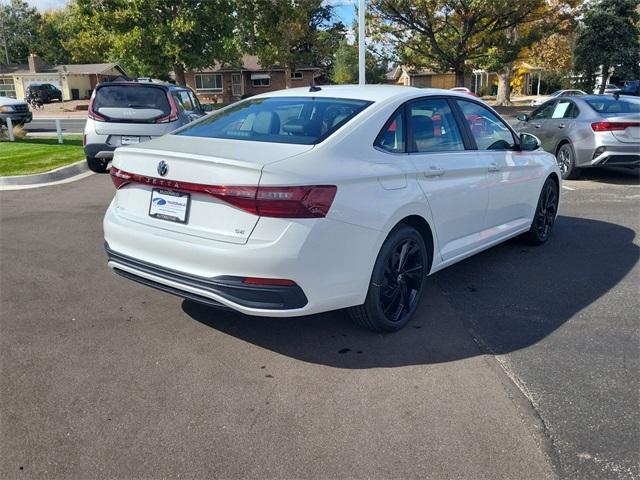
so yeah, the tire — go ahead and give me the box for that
[523,177,559,245]
[86,157,109,173]
[348,224,428,332]
[556,142,580,180]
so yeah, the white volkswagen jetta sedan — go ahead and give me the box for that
[104,85,560,332]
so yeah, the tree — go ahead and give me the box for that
[67,0,238,85]
[0,0,41,64]
[36,9,75,65]
[238,0,346,88]
[331,40,388,84]
[369,0,547,87]
[574,0,640,94]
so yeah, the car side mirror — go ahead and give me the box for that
[516,113,530,122]
[520,133,540,151]
[201,104,214,112]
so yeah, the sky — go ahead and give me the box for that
[19,0,358,24]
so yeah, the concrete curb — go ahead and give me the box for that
[0,160,93,189]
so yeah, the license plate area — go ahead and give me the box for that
[149,189,190,224]
[121,136,140,145]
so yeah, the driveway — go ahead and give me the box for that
[1,168,638,479]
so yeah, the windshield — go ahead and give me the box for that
[94,85,171,116]
[175,96,372,145]
[586,97,640,116]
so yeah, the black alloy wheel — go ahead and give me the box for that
[349,225,428,332]
[524,177,558,245]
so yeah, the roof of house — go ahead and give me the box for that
[0,63,125,76]
[195,55,321,73]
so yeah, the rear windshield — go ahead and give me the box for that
[94,85,170,116]
[585,97,640,116]
[175,96,372,145]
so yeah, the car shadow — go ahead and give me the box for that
[577,167,640,185]
[182,216,638,369]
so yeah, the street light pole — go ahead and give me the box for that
[358,0,365,85]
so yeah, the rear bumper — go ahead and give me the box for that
[591,150,640,167]
[85,143,116,159]
[106,243,308,310]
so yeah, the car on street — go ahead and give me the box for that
[84,80,207,173]
[593,83,622,95]
[104,85,560,332]
[0,96,32,126]
[517,95,640,179]
[621,80,640,96]
[530,89,586,107]
[450,87,478,97]
[25,83,63,103]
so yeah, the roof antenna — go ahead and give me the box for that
[309,76,321,93]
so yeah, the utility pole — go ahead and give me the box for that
[358,0,365,85]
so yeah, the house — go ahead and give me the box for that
[386,65,467,89]
[0,54,126,100]
[185,55,321,104]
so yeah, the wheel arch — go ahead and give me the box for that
[395,215,435,275]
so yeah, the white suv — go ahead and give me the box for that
[84,81,206,172]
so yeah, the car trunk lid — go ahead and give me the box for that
[605,115,640,143]
[111,135,314,244]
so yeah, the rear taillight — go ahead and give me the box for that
[591,121,640,132]
[87,89,106,122]
[109,168,337,218]
[156,92,178,123]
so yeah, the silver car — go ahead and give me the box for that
[84,81,208,172]
[517,95,640,179]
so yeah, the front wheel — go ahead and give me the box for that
[86,157,109,173]
[348,225,428,332]
[524,177,559,245]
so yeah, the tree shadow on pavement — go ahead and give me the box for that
[183,216,638,368]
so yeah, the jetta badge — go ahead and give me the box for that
[157,160,168,177]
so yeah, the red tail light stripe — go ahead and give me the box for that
[110,167,337,218]
[591,121,640,132]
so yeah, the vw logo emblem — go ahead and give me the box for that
[157,161,168,177]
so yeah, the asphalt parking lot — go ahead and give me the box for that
[1,168,638,479]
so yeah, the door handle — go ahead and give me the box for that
[423,166,445,178]
[558,123,566,129]
[488,162,501,172]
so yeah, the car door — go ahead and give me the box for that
[455,98,541,237]
[522,100,557,152]
[407,96,491,261]
[544,99,579,153]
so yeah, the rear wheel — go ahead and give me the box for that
[524,177,558,245]
[348,225,427,332]
[86,157,109,173]
[556,142,580,180]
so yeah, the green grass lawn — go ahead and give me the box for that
[0,136,85,176]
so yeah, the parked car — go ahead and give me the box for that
[593,84,621,95]
[517,95,640,179]
[0,96,32,126]
[530,89,586,106]
[25,83,63,103]
[84,81,207,172]
[449,87,478,97]
[621,80,640,97]
[104,85,560,332]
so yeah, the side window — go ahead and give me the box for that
[188,91,201,110]
[409,98,464,153]
[175,91,194,111]
[530,101,556,121]
[456,100,516,150]
[375,108,405,153]
[551,100,572,119]
[565,102,579,119]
